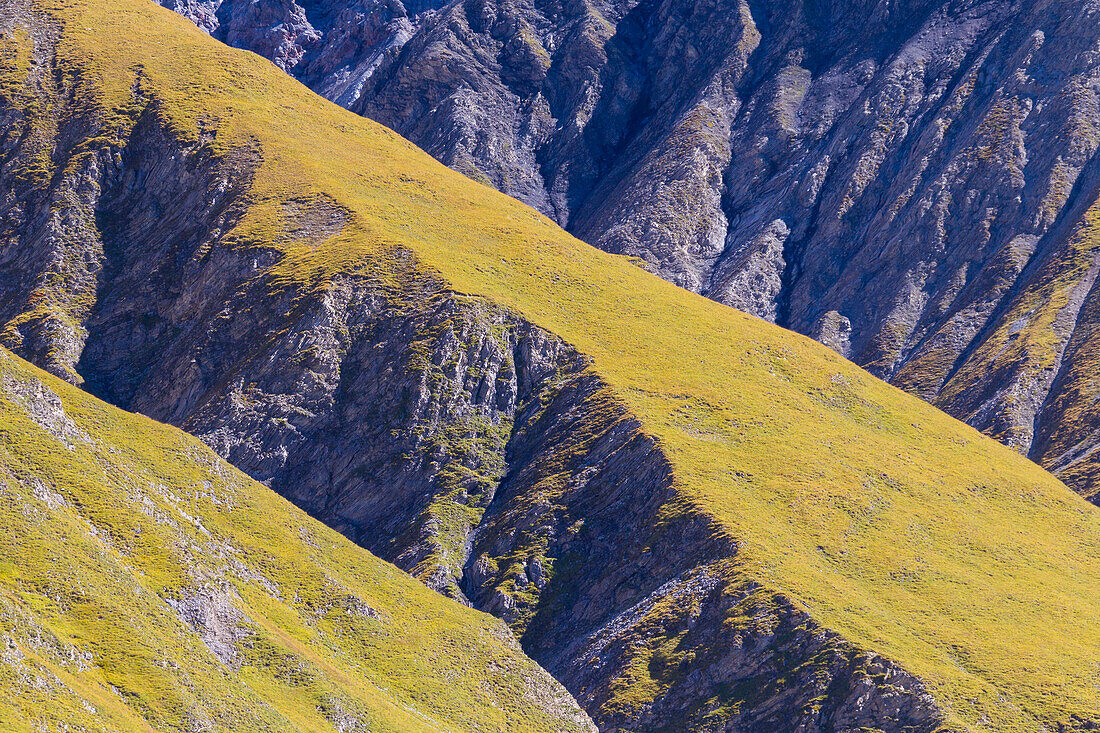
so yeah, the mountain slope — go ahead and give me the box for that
[0,347,594,731]
[1,1,1099,731]
[162,0,1100,503]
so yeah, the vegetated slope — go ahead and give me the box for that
[0,347,595,732]
[0,1,1099,731]
[163,0,1100,504]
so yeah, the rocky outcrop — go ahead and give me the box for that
[561,562,942,733]
[0,7,949,729]
[167,587,249,668]
[162,0,1100,502]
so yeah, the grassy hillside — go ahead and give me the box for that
[0,348,593,732]
[3,0,1100,730]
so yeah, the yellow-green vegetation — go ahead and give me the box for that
[412,412,511,587]
[5,1,1100,730]
[0,348,591,732]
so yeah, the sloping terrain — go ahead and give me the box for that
[0,1,1099,732]
[0,346,594,732]
[163,0,1100,503]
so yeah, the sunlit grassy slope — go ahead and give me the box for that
[8,0,1100,730]
[0,348,591,731]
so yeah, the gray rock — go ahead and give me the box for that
[811,311,853,359]
[168,587,249,668]
[1,373,91,449]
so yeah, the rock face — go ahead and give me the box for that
[163,0,1100,503]
[0,5,951,730]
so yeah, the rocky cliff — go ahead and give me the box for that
[2,1,1100,731]
[163,0,1100,503]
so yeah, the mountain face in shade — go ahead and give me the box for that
[162,0,1100,503]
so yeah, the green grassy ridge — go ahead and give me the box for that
[5,0,1100,729]
[0,347,592,732]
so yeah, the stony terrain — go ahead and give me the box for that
[163,0,1100,502]
[2,1,1100,732]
